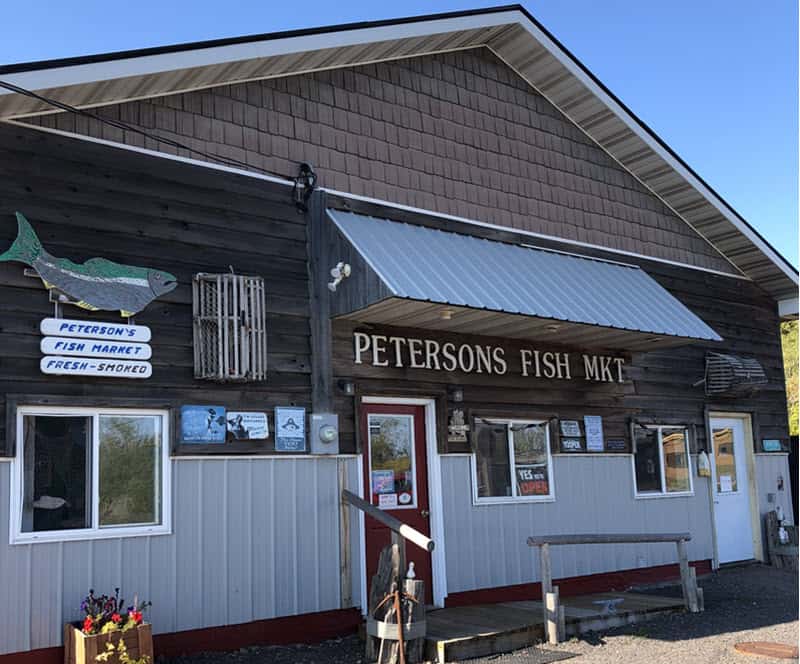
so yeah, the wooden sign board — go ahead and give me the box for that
[41,337,152,360]
[41,317,151,342]
[40,356,152,378]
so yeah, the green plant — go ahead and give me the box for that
[95,633,150,664]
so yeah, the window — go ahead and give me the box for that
[368,413,416,509]
[633,426,693,497]
[472,419,553,503]
[712,427,737,493]
[11,407,171,543]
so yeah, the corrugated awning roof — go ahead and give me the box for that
[328,209,722,348]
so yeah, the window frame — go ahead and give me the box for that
[471,418,555,505]
[10,405,172,545]
[631,425,694,499]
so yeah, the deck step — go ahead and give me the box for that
[424,592,684,662]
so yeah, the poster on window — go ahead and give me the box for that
[583,415,604,452]
[516,466,549,496]
[181,405,227,444]
[275,406,306,451]
[371,470,395,495]
[226,412,269,440]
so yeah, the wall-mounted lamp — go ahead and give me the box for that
[328,262,351,292]
[448,386,464,402]
[337,379,355,395]
[440,307,454,321]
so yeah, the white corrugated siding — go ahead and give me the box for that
[755,454,794,525]
[440,454,714,595]
[0,456,360,656]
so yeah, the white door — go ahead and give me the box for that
[709,418,755,563]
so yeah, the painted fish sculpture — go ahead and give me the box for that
[0,212,177,318]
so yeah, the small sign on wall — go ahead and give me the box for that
[605,439,627,452]
[584,415,604,452]
[181,405,227,444]
[275,406,306,452]
[560,420,581,437]
[762,439,783,452]
[226,412,269,440]
[560,438,583,452]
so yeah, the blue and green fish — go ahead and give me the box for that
[0,212,177,318]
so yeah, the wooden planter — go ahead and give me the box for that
[64,623,153,664]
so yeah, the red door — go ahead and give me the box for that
[361,403,433,604]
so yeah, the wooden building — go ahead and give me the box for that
[0,6,796,661]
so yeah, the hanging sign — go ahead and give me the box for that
[180,405,227,444]
[3,213,176,318]
[41,337,152,359]
[275,406,306,452]
[40,318,151,342]
[39,318,153,379]
[584,415,605,452]
[40,356,152,378]
[226,412,269,440]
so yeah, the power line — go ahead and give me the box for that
[0,79,296,182]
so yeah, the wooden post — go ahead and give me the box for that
[403,579,426,663]
[676,539,698,613]
[558,604,566,642]
[338,461,352,608]
[545,587,560,645]
[392,531,406,582]
[540,543,552,594]
[689,566,702,612]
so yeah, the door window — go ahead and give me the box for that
[713,427,738,493]
[368,414,416,509]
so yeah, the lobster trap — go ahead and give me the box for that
[192,272,267,382]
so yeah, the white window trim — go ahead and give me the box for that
[632,425,694,499]
[10,405,172,545]
[471,418,555,505]
[366,412,418,510]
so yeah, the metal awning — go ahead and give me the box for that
[327,209,722,351]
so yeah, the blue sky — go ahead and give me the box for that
[3,1,797,268]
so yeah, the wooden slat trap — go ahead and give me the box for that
[192,272,268,382]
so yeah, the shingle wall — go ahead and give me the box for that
[27,47,736,275]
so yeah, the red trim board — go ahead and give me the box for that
[445,559,713,607]
[0,608,362,664]
[0,560,711,663]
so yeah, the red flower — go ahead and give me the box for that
[111,613,121,624]
[82,617,94,634]
[130,610,143,625]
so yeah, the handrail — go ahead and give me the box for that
[342,489,435,553]
[527,530,701,645]
[527,532,691,546]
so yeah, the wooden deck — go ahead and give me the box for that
[425,592,684,662]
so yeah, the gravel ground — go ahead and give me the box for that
[162,564,797,664]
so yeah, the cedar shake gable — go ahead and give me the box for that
[2,6,795,304]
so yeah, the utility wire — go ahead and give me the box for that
[0,79,296,182]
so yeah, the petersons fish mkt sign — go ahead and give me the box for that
[353,332,626,383]
[40,318,153,379]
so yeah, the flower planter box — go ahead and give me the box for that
[63,623,153,664]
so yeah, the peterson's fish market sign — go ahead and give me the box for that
[39,317,153,379]
[353,332,626,383]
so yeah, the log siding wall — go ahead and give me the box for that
[0,124,311,455]
[25,48,736,275]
